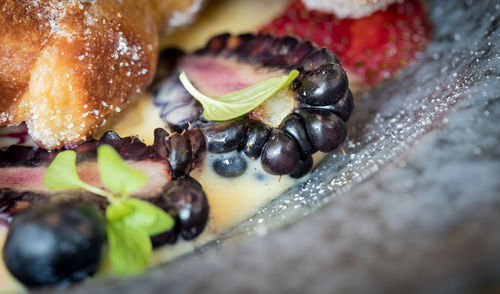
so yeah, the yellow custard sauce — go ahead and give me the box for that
[0,0,298,292]
[107,96,309,264]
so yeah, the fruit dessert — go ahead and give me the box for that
[260,0,431,88]
[154,33,353,177]
[0,129,209,287]
[0,31,354,290]
[0,0,431,291]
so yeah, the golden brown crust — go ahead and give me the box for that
[0,0,200,149]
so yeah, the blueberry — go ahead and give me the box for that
[202,119,247,153]
[297,63,348,106]
[3,202,106,288]
[297,89,355,122]
[261,130,300,175]
[212,152,248,178]
[295,109,347,152]
[160,177,209,240]
[280,114,316,158]
[150,228,178,248]
[166,132,192,178]
[301,48,340,72]
[242,121,271,159]
[289,156,313,179]
[328,89,355,121]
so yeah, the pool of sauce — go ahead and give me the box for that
[0,0,299,292]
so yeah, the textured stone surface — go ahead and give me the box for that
[63,0,499,293]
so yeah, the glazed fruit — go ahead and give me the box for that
[202,119,247,153]
[290,156,313,179]
[280,114,315,158]
[156,177,209,241]
[2,202,106,287]
[165,132,193,178]
[261,130,301,175]
[297,63,348,106]
[0,128,211,251]
[295,109,347,152]
[212,152,248,178]
[241,120,271,159]
[154,33,354,177]
[260,0,431,88]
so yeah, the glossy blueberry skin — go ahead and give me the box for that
[289,156,314,179]
[213,152,248,178]
[328,89,355,121]
[3,202,106,288]
[242,121,271,159]
[297,63,348,106]
[295,109,347,153]
[160,177,209,240]
[261,130,300,175]
[150,227,178,248]
[202,119,247,153]
[166,132,193,178]
[297,89,354,122]
[280,114,316,158]
[301,48,340,72]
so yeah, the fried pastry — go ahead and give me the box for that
[0,0,203,149]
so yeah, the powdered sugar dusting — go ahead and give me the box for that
[2,0,158,148]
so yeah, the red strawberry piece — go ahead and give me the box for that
[260,0,431,88]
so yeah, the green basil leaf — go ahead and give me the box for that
[97,144,148,197]
[43,150,83,190]
[122,198,175,236]
[43,151,112,198]
[107,220,152,277]
[106,201,133,222]
[179,69,299,121]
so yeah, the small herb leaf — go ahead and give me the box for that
[106,201,133,222]
[43,150,84,190]
[122,198,175,236]
[107,220,152,277]
[97,144,148,197]
[43,145,173,277]
[179,69,299,121]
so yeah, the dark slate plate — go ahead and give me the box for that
[60,0,500,293]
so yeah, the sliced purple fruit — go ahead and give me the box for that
[154,76,204,133]
[0,128,209,247]
[153,33,354,177]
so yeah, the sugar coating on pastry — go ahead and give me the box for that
[301,0,400,18]
[0,0,203,149]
